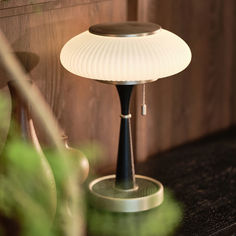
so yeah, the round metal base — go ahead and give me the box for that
[88,175,164,212]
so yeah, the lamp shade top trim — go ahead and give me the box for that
[89,22,161,37]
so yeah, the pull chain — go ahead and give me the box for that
[141,84,147,116]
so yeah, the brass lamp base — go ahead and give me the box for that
[88,175,164,212]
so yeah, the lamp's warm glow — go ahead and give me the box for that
[59,22,191,212]
[60,28,191,83]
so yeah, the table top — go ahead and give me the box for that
[136,128,236,235]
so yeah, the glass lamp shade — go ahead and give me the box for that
[60,22,191,84]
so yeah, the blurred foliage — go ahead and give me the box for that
[0,136,87,236]
[0,91,10,154]
[78,141,104,168]
[0,139,56,236]
[0,90,183,236]
[0,89,85,236]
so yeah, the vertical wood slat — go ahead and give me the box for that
[0,0,55,9]
[0,0,113,18]
[0,0,127,170]
[127,0,138,21]
[229,2,236,124]
[135,0,234,161]
[0,0,236,170]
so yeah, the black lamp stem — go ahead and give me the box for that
[115,85,136,190]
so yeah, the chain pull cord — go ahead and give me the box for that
[141,84,147,116]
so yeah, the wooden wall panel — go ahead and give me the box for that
[0,0,55,9]
[0,0,235,171]
[0,0,111,18]
[230,3,236,124]
[135,0,235,161]
[0,0,128,169]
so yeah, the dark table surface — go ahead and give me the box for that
[136,128,236,236]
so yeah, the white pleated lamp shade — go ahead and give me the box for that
[60,22,191,84]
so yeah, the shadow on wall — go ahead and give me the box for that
[0,51,40,154]
[0,51,40,89]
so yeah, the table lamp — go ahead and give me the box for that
[60,22,191,212]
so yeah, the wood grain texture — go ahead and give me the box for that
[0,0,111,18]
[0,0,127,170]
[0,0,235,170]
[135,0,235,161]
[230,2,236,124]
[127,0,137,21]
[0,0,55,9]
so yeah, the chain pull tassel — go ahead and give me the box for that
[141,84,147,116]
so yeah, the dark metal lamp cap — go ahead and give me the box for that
[89,22,161,37]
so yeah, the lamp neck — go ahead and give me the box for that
[116,85,133,115]
[115,85,136,190]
